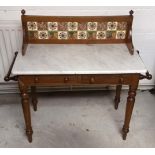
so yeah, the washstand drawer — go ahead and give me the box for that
[81,75,125,84]
[33,75,77,84]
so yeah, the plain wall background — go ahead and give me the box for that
[0,6,155,92]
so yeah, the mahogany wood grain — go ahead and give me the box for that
[114,84,122,110]
[21,9,134,55]
[31,86,38,111]
[16,9,149,143]
[18,79,33,143]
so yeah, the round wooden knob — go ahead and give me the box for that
[90,77,95,84]
[21,9,26,15]
[35,77,39,82]
[129,10,134,15]
[64,77,69,82]
[119,78,124,84]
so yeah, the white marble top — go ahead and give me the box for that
[12,44,147,75]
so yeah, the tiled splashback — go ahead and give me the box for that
[27,21,127,40]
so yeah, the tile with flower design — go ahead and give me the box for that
[27,22,38,31]
[37,22,47,31]
[38,31,49,39]
[68,31,77,39]
[27,21,127,40]
[96,31,106,39]
[48,22,58,31]
[87,22,98,31]
[107,22,118,31]
[77,31,87,39]
[116,31,126,39]
[87,31,96,39]
[68,22,78,31]
[58,31,68,39]
[58,22,68,31]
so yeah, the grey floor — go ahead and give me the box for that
[0,90,155,148]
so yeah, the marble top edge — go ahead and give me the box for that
[12,43,147,75]
[12,69,147,75]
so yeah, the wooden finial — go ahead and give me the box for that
[21,9,26,15]
[129,10,134,16]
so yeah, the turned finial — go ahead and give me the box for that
[21,9,26,15]
[129,10,134,16]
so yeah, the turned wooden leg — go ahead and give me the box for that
[114,84,122,110]
[31,86,38,111]
[19,80,33,143]
[122,84,138,140]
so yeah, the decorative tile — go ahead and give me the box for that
[97,22,107,31]
[48,31,58,39]
[68,31,77,39]
[58,31,68,39]
[117,22,127,30]
[116,31,126,39]
[87,31,96,39]
[28,31,38,39]
[107,22,118,31]
[77,31,87,39]
[48,22,58,31]
[87,22,97,31]
[106,31,116,39]
[27,22,38,31]
[38,31,49,39]
[27,21,128,40]
[58,22,68,31]
[78,22,87,30]
[68,22,78,31]
[38,22,47,31]
[96,31,106,39]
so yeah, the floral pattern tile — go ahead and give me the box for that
[107,22,118,31]
[37,22,47,31]
[77,31,87,39]
[117,22,127,30]
[87,31,96,39]
[116,30,126,39]
[97,22,107,31]
[58,22,68,31]
[96,31,106,39]
[68,22,78,31]
[48,22,58,31]
[48,31,58,39]
[68,31,77,39]
[27,22,38,31]
[78,22,87,30]
[28,31,38,39]
[38,31,48,39]
[106,31,116,39]
[58,31,68,39]
[87,22,98,31]
[27,21,128,40]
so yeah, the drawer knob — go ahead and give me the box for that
[90,77,95,84]
[35,77,39,82]
[119,78,124,84]
[64,77,69,83]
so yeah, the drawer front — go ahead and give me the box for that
[33,75,77,85]
[18,74,139,86]
[81,75,127,85]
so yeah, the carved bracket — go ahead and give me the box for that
[4,52,18,82]
[139,71,152,80]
